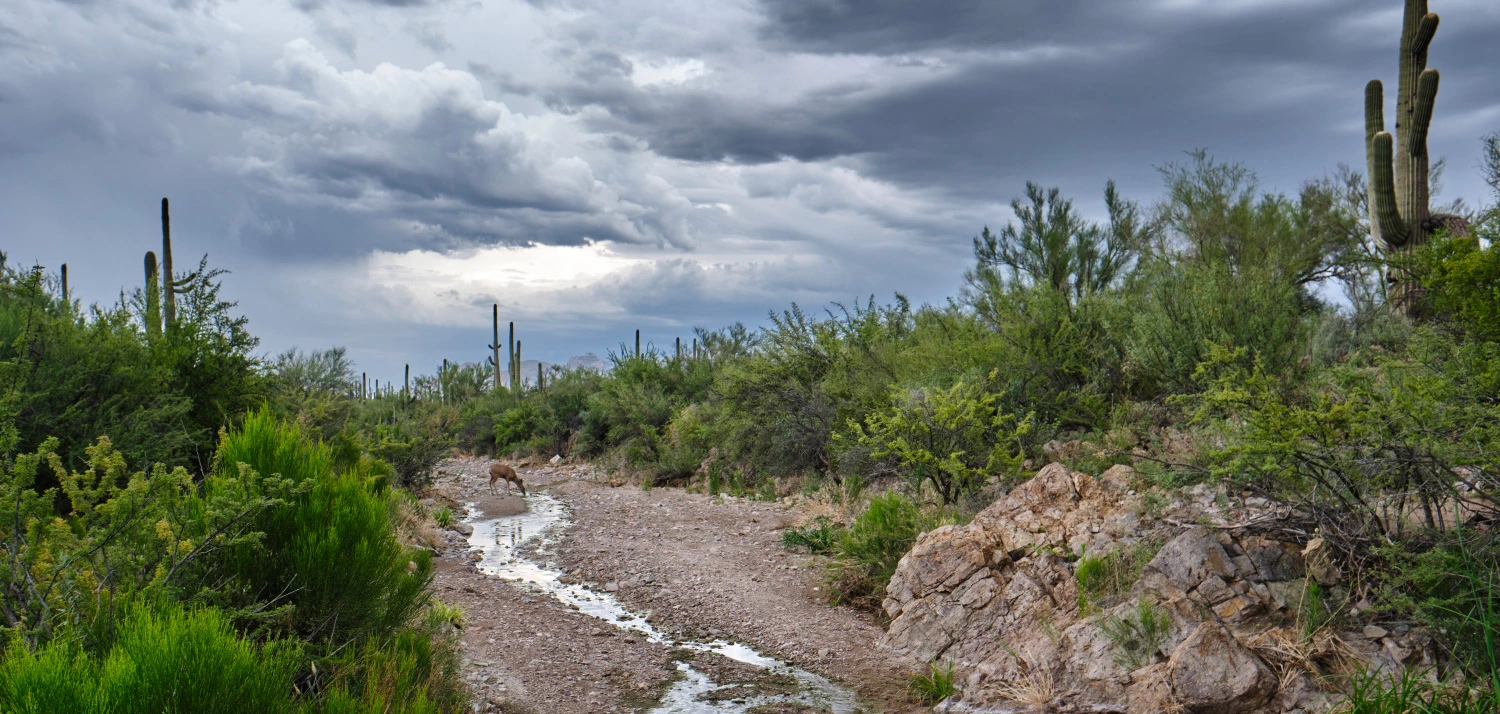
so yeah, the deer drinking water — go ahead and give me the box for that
[488,462,527,496]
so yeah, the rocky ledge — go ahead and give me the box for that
[881,463,1433,714]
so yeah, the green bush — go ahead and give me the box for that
[1421,232,1500,341]
[0,434,290,651]
[0,259,263,476]
[845,374,1032,505]
[1382,527,1500,685]
[215,410,432,648]
[827,493,960,608]
[0,605,303,714]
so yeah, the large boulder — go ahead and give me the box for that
[1167,622,1277,714]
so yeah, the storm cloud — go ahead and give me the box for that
[1,0,1497,380]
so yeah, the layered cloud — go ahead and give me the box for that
[1,0,1497,378]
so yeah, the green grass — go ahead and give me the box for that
[781,516,843,555]
[1100,600,1170,671]
[1075,541,1159,614]
[1338,669,1500,714]
[432,506,454,529]
[908,660,957,705]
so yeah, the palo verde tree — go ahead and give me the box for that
[970,181,1147,306]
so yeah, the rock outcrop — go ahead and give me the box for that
[880,462,1405,713]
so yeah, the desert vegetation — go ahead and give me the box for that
[3,0,1498,710]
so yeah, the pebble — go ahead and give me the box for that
[1363,625,1389,639]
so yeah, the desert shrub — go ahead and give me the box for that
[1124,260,1311,392]
[1194,332,1500,677]
[0,605,303,714]
[0,433,291,651]
[1421,232,1500,341]
[488,367,602,457]
[1193,334,1500,546]
[215,411,432,648]
[269,347,358,441]
[0,260,263,476]
[964,285,1126,427]
[827,493,960,608]
[1124,151,1360,393]
[1382,527,1500,685]
[574,352,711,463]
[844,375,1032,505]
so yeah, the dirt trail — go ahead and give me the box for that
[426,458,923,713]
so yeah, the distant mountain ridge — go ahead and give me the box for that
[497,352,608,387]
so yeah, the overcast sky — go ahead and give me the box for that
[3,0,1498,381]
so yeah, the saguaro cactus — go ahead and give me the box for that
[515,340,523,390]
[509,322,517,392]
[160,198,200,329]
[60,264,68,304]
[635,329,641,358]
[487,305,503,391]
[1365,0,1465,314]
[144,252,162,337]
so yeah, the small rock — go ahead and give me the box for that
[1363,625,1389,640]
[550,454,563,464]
[605,581,620,592]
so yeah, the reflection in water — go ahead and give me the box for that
[465,493,861,713]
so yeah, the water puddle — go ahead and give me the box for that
[465,492,862,713]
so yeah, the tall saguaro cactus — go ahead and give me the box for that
[144,252,162,337]
[1365,0,1464,314]
[509,322,517,392]
[487,304,503,391]
[60,264,68,304]
[159,198,200,329]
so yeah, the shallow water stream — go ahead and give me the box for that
[465,492,862,713]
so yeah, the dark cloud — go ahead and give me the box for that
[4,0,1499,381]
[755,0,1112,54]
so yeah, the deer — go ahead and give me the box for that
[488,462,527,496]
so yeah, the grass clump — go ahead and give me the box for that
[1100,600,1170,671]
[1338,668,1500,714]
[781,516,844,555]
[1075,541,1159,614]
[908,660,957,705]
[431,506,454,529]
